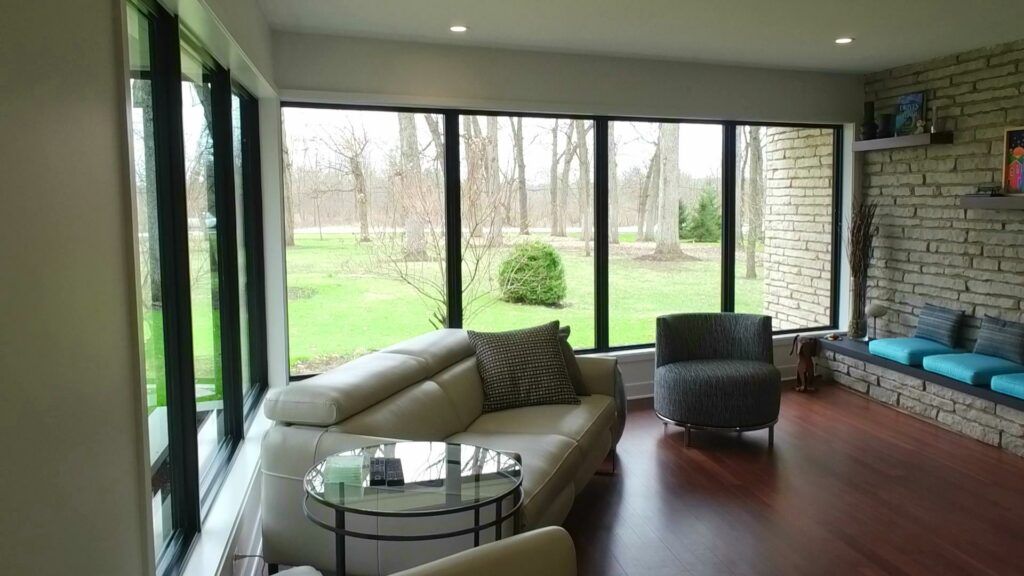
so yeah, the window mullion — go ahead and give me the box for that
[150,8,201,540]
[722,122,737,313]
[241,95,269,409]
[211,64,244,445]
[595,119,609,350]
[443,111,463,328]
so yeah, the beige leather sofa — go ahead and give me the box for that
[261,329,625,575]
[278,527,576,576]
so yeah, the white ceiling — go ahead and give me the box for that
[258,0,1022,74]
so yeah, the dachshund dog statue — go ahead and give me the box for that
[790,335,819,392]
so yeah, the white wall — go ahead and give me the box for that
[0,1,150,574]
[273,33,863,122]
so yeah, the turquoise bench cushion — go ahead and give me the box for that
[922,353,1024,386]
[991,373,1024,400]
[868,337,955,366]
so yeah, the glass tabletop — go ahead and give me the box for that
[304,442,522,515]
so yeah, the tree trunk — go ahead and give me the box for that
[511,117,529,235]
[423,114,445,187]
[463,116,485,238]
[654,123,681,256]
[485,116,503,245]
[133,79,163,305]
[556,126,575,237]
[737,127,749,249]
[641,144,661,242]
[399,113,427,260]
[608,123,620,244]
[549,120,560,234]
[281,121,296,247]
[350,153,370,242]
[746,126,765,279]
[575,120,592,256]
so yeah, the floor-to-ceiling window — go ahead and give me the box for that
[282,107,447,373]
[459,115,595,349]
[733,125,838,332]
[607,121,723,347]
[281,108,842,378]
[124,2,268,572]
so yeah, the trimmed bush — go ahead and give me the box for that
[498,241,567,306]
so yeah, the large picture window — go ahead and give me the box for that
[733,125,837,331]
[123,2,268,573]
[459,115,595,348]
[608,121,723,347]
[282,107,841,378]
[282,108,446,373]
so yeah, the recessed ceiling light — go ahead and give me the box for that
[450,25,468,33]
[835,37,855,45]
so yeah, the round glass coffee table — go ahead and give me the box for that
[303,441,523,576]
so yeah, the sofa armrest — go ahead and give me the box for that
[576,355,616,397]
[577,355,627,445]
[392,527,576,576]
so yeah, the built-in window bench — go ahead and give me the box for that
[818,338,1024,458]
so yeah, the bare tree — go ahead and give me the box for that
[574,120,593,256]
[398,113,427,260]
[281,120,296,247]
[746,126,765,279]
[511,117,529,235]
[608,122,620,244]
[485,116,504,244]
[654,123,681,257]
[555,123,575,237]
[640,143,661,242]
[320,124,371,241]
[737,127,749,248]
[548,120,560,234]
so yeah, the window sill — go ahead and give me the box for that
[181,404,270,576]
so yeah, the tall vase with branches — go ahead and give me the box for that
[847,201,878,339]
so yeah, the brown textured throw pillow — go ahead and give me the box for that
[558,326,589,396]
[468,321,581,412]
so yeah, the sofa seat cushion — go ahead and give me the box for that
[991,373,1024,400]
[868,337,956,366]
[922,353,1024,386]
[466,395,614,450]
[445,431,581,529]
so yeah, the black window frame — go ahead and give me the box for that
[281,104,843,379]
[126,2,269,574]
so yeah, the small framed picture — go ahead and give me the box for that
[894,92,926,136]
[1003,127,1024,194]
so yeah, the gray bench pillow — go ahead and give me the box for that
[914,304,964,348]
[974,316,1024,364]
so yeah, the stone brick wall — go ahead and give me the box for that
[821,41,1024,459]
[821,350,1024,457]
[762,127,834,329]
[863,39,1024,344]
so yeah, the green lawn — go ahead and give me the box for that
[286,232,764,373]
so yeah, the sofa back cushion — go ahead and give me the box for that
[430,356,485,428]
[336,381,465,440]
[264,352,433,426]
[264,329,476,427]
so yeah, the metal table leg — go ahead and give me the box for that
[335,509,346,576]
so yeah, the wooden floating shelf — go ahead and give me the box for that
[852,131,954,152]
[959,195,1024,210]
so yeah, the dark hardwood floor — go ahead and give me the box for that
[565,384,1024,576]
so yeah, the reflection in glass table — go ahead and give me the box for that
[301,441,523,576]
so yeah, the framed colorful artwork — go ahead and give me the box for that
[894,92,926,136]
[1004,127,1024,194]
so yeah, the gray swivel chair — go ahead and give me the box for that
[654,313,781,447]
